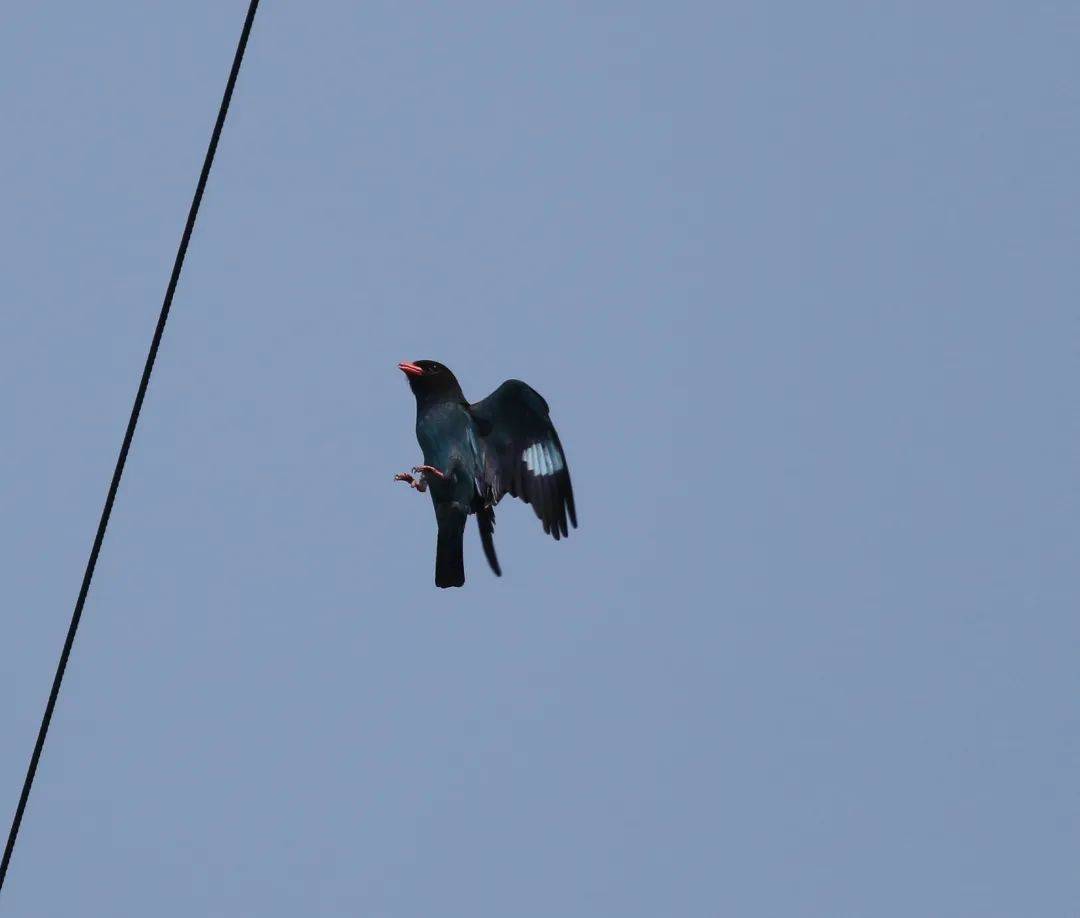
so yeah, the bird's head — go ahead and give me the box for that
[398,359,463,400]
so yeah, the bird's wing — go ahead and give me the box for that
[470,379,577,540]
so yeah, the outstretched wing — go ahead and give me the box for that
[470,379,577,540]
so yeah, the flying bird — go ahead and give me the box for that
[395,360,577,588]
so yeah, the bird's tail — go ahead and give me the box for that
[476,505,502,577]
[435,504,467,588]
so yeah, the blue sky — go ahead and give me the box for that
[1,3,1077,915]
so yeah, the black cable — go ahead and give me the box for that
[0,0,261,894]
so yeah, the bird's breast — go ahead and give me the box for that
[416,405,480,472]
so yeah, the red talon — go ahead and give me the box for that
[394,471,428,492]
[413,465,447,480]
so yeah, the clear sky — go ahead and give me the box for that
[1,2,1077,915]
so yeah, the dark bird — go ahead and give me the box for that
[396,360,577,588]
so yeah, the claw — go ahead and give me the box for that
[394,471,427,492]
[412,464,447,480]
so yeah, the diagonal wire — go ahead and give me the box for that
[0,0,261,894]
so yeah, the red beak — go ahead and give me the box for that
[398,361,424,378]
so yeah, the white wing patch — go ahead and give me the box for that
[523,441,564,477]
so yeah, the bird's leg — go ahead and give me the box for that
[394,471,428,492]
[412,465,448,481]
[394,465,447,492]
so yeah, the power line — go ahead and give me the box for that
[0,0,262,895]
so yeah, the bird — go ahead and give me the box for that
[395,359,577,588]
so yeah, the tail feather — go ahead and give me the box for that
[477,505,502,577]
[435,505,467,588]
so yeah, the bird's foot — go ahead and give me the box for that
[394,471,428,492]
[412,465,448,480]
